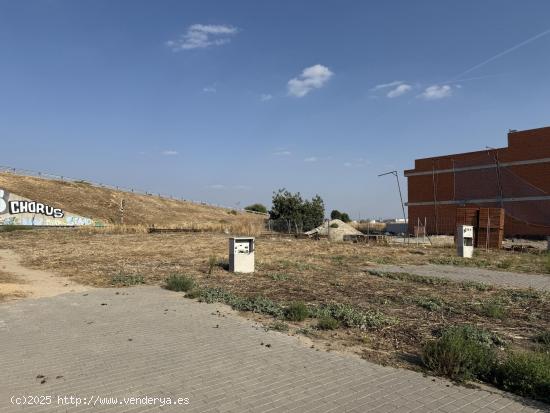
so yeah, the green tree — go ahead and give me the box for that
[331,209,351,222]
[302,195,325,231]
[244,203,267,214]
[270,189,325,232]
[330,210,342,220]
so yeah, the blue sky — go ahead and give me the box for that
[1,1,549,219]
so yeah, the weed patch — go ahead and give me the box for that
[415,297,443,312]
[316,316,339,330]
[312,303,397,329]
[497,260,512,269]
[493,351,550,403]
[368,270,449,286]
[0,225,34,233]
[534,330,550,350]
[285,301,309,321]
[269,321,289,332]
[165,274,195,292]
[480,300,507,319]
[459,281,491,291]
[422,325,497,382]
[196,288,285,318]
[111,273,144,286]
[268,273,291,281]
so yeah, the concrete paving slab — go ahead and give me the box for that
[0,287,547,412]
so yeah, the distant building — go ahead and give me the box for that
[405,127,550,237]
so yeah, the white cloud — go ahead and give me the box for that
[203,85,216,93]
[419,85,453,100]
[162,150,178,156]
[166,24,238,51]
[304,156,318,162]
[386,83,412,98]
[288,64,333,97]
[344,158,370,168]
[273,150,291,156]
[260,93,273,102]
[371,80,404,91]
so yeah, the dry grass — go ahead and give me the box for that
[0,270,21,284]
[1,229,548,369]
[0,172,266,230]
[0,269,25,301]
[75,217,263,236]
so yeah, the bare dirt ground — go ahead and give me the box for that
[0,228,548,372]
[0,249,89,301]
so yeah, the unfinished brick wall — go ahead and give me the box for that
[405,127,550,238]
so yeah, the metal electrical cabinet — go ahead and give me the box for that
[229,237,255,273]
[457,225,474,258]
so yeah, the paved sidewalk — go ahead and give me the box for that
[0,287,546,413]
[372,264,550,291]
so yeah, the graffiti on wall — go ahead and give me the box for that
[0,188,95,226]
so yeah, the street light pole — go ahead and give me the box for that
[378,170,407,223]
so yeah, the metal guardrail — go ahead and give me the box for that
[0,165,268,216]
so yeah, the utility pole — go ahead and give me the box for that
[378,170,407,224]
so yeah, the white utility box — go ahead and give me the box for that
[457,225,474,258]
[229,237,255,273]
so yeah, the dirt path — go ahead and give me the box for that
[0,249,89,300]
[372,263,550,291]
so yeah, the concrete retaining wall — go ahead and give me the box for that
[0,188,96,226]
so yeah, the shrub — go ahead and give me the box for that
[493,351,550,403]
[480,301,507,319]
[422,325,497,382]
[534,330,550,350]
[317,316,339,330]
[285,301,309,322]
[207,256,217,275]
[165,275,195,292]
[330,223,339,228]
[245,203,267,214]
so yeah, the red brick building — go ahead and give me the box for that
[405,127,550,238]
